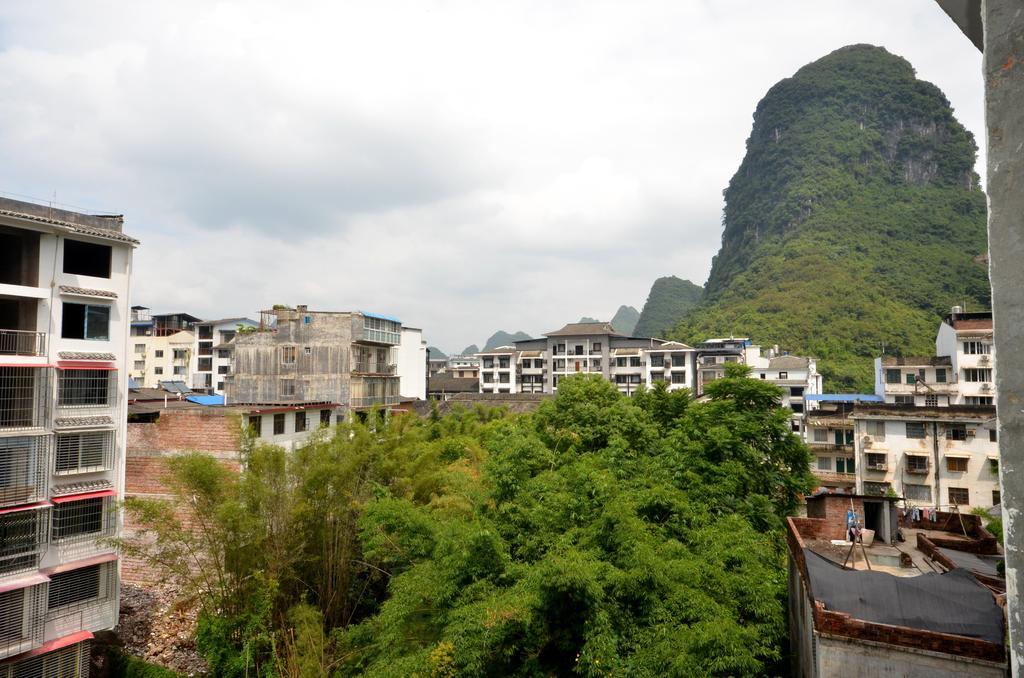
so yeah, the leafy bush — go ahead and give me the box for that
[106,649,180,678]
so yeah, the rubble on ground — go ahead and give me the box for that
[116,583,208,676]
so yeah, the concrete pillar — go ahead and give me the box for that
[984,1,1024,674]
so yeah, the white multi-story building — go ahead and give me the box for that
[127,309,201,388]
[747,352,823,433]
[0,196,136,676]
[397,327,427,400]
[935,308,995,405]
[193,317,257,395]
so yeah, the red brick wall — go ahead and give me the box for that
[805,495,864,541]
[123,410,242,584]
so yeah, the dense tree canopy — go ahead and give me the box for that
[123,368,813,677]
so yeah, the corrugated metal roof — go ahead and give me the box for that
[360,310,402,323]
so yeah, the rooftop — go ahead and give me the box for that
[427,375,480,394]
[0,196,136,244]
[768,355,810,369]
[880,355,953,366]
[852,403,997,421]
[544,322,624,337]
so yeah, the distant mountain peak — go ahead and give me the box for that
[634,277,703,338]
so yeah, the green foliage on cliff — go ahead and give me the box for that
[610,304,641,335]
[672,45,990,390]
[634,276,704,338]
[122,370,812,677]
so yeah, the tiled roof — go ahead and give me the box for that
[58,285,118,299]
[544,322,624,337]
[51,479,113,496]
[476,345,517,355]
[54,415,115,428]
[427,375,480,393]
[769,355,810,369]
[58,351,117,361]
[0,206,139,245]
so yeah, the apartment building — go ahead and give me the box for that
[935,308,995,405]
[397,326,427,400]
[127,308,201,388]
[225,306,405,426]
[192,317,257,395]
[477,322,696,396]
[0,197,136,676]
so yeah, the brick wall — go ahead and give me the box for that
[805,495,864,541]
[123,410,242,584]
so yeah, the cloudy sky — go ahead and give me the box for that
[0,1,982,353]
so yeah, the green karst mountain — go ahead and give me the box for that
[611,305,641,335]
[459,344,480,355]
[671,45,990,390]
[427,346,447,360]
[462,331,533,355]
[634,277,704,338]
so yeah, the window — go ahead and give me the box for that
[592,359,602,370]
[863,481,891,496]
[866,453,887,470]
[295,411,307,433]
[133,361,145,371]
[905,373,916,385]
[615,375,627,384]
[817,457,832,471]
[63,239,112,278]
[574,345,583,356]
[173,366,186,376]
[629,374,642,384]
[994,490,1002,506]
[946,456,968,473]
[672,355,686,367]
[218,365,229,375]
[281,380,295,397]
[304,346,312,356]
[320,409,332,427]
[760,373,766,379]
[52,497,110,540]
[671,373,686,384]
[630,357,642,367]
[905,423,926,439]
[48,564,101,609]
[990,458,1000,474]
[924,395,938,407]
[935,368,947,383]
[273,413,285,435]
[281,346,297,365]
[963,341,991,355]
[197,358,212,372]
[0,508,46,575]
[615,358,626,367]
[155,350,164,358]
[966,396,994,405]
[650,355,664,367]
[906,454,929,473]
[812,429,828,443]
[499,373,510,383]
[835,457,854,473]
[990,429,998,442]
[248,416,262,436]
[58,370,112,407]
[555,344,565,355]
[905,483,932,502]
[778,371,788,380]
[217,381,224,392]
[483,358,494,369]
[964,368,993,382]
[499,357,510,369]
[791,386,804,397]
[948,487,970,506]
[61,303,110,340]
[154,367,163,375]
[894,395,914,405]
[866,420,886,440]
[173,349,188,360]
[55,431,113,474]
[483,373,494,383]
[885,369,901,384]
[947,424,967,441]
[218,349,231,359]
[134,343,145,354]
[592,343,601,353]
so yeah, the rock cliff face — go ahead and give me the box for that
[673,45,989,389]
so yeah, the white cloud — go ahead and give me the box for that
[0,0,984,352]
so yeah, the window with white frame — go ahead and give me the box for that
[963,341,991,355]
[54,431,114,474]
[812,428,828,443]
[57,370,114,408]
[51,495,115,541]
[865,420,886,440]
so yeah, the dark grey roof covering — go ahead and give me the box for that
[58,351,117,361]
[880,356,954,367]
[544,322,624,337]
[804,549,1003,643]
[768,355,810,369]
[427,375,479,394]
[938,548,1004,579]
[0,196,139,244]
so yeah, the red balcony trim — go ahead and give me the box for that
[41,552,117,576]
[0,571,50,594]
[51,489,116,504]
[57,361,116,370]
[3,631,93,662]
[0,501,52,516]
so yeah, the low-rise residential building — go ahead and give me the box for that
[852,403,1000,509]
[803,395,884,493]
[193,317,257,395]
[427,374,480,401]
[127,309,202,388]
[787,493,1006,677]
[0,196,137,676]
[748,351,823,432]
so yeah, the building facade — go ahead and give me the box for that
[396,327,427,401]
[127,309,200,388]
[193,317,257,395]
[0,197,136,676]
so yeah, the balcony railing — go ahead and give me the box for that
[352,362,397,375]
[56,369,116,417]
[0,577,47,660]
[0,367,51,432]
[351,395,402,408]
[0,330,46,357]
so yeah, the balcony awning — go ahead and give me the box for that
[0,501,51,515]
[4,631,94,662]
[988,454,1000,461]
[0,571,50,594]
[905,451,931,458]
[57,360,117,370]
[51,489,117,504]
[41,552,118,576]
[944,453,972,459]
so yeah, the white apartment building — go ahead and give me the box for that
[0,197,136,676]
[748,352,823,433]
[935,309,995,405]
[397,327,427,400]
[804,396,874,494]
[193,317,257,395]
[852,403,999,509]
[128,309,200,388]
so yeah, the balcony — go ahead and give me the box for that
[0,575,47,660]
[351,395,402,408]
[43,556,120,639]
[0,329,45,357]
[0,434,49,508]
[813,470,856,484]
[808,443,853,453]
[358,327,400,345]
[352,362,397,375]
[0,367,51,432]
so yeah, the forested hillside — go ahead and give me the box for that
[672,45,989,389]
[611,304,641,335]
[122,369,812,676]
[634,276,704,338]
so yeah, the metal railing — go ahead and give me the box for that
[0,435,49,508]
[0,367,50,431]
[350,395,402,408]
[351,362,397,375]
[54,431,115,475]
[0,638,90,677]
[0,507,49,577]
[56,370,116,414]
[0,330,45,357]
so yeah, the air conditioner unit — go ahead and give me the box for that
[861,435,873,447]
[980,383,993,392]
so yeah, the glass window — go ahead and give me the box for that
[905,373,916,385]
[817,457,831,471]
[935,368,947,383]
[906,455,929,473]
[592,343,601,353]
[990,429,998,442]
[273,413,285,435]
[947,425,967,441]
[885,369,901,383]
[63,239,112,278]
[905,483,931,502]
[812,428,828,443]
[650,355,664,367]
[948,487,970,505]
[248,416,262,437]
[295,411,307,433]
[320,409,332,427]
[48,564,101,609]
[155,350,164,358]
[906,423,926,439]
[994,490,1002,506]
[946,456,968,473]
[630,357,642,367]
[778,371,788,380]
[61,303,110,340]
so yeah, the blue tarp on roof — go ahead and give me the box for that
[360,310,402,323]
[186,395,224,406]
[128,377,140,390]
[805,393,884,402]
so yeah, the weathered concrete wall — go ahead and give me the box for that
[983,0,1024,672]
[815,633,1005,678]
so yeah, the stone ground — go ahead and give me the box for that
[116,583,208,676]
